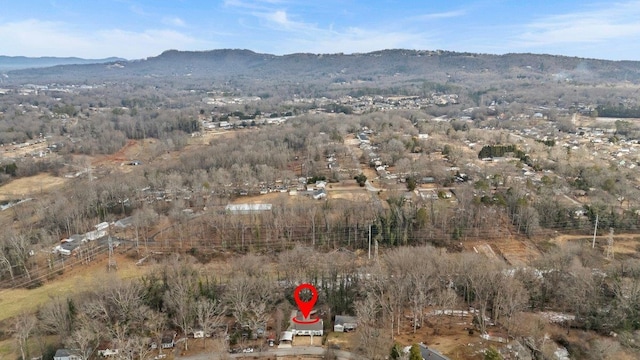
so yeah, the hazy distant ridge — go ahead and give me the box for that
[0,56,126,71]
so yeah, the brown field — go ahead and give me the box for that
[0,173,67,201]
[491,236,542,266]
[328,182,370,201]
[188,129,240,145]
[326,331,358,352]
[328,190,370,201]
[551,233,640,249]
[231,192,291,205]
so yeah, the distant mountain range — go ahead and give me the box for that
[0,56,126,71]
[2,49,640,90]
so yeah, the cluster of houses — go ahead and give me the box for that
[51,221,113,256]
[199,115,290,131]
[53,331,178,360]
[236,177,330,200]
[286,93,460,114]
[49,290,454,360]
[202,94,262,106]
[278,311,357,349]
[52,312,357,359]
[0,135,59,161]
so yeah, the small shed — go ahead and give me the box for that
[161,332,176,349]
[420,176,436,184]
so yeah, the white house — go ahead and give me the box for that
[290,311,323,336]
[95,222,109,231]
[97,348,118,357]
[312,189,327,200]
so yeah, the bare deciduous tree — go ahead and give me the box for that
[69,315,100,360]
[38,296,74,342]
[147,311,168,355]
[163,263,197,351]
[355,294,390,360]
[224,275,274,330]
[195,298,226,349]
[14,312,36,360]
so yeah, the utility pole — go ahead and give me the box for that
[107,236,117,272]
[368,224,372,260]
[592,214,599,248]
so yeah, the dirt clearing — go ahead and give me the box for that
[188,129,239,145]
[393,311,486,359]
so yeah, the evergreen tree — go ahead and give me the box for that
[409,344,422,360]
[484,346,503,360]
[390,343,402,359]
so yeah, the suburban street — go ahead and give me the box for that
[176,346,368,360]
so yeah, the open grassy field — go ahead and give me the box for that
[0,173,67,201]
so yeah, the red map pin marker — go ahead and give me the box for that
[293,283,319,324]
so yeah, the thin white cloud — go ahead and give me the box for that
[0,19,215,59]
[514,1,640,47]
[228,2,437,54]
[254,9,313,31]
[162,17,186,27]
[412,10,467,21]
[267,10,289,26]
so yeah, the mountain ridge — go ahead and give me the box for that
[3,49,640,89]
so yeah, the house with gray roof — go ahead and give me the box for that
[53,349,83,360]
[333,315,357,332]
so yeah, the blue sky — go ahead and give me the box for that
[1,0,640,60]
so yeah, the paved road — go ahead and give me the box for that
[364,180,380,192]
[176,346,367,360]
